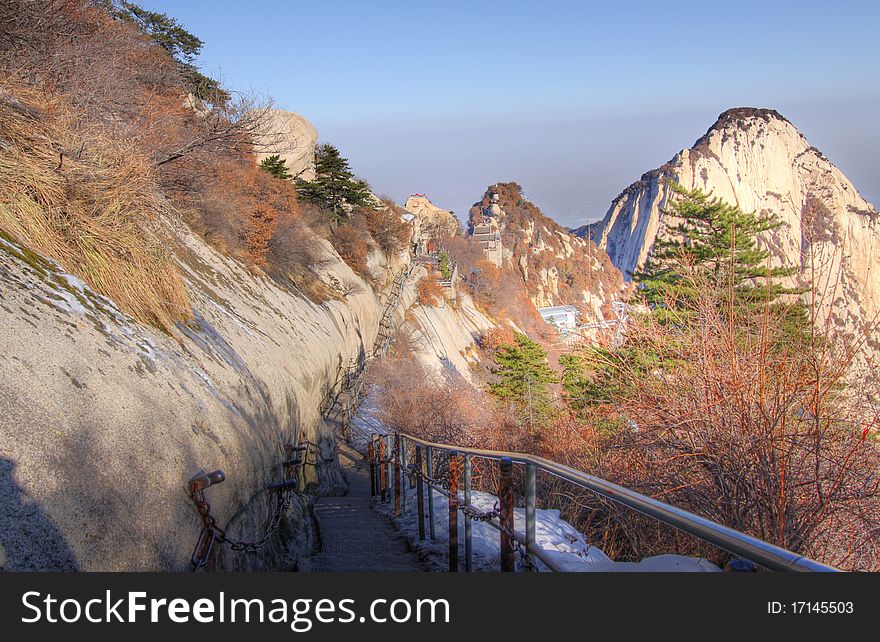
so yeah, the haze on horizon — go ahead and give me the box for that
[141,0,880,228]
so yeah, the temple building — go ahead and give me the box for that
[472,193,504,266]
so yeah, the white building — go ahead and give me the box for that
[538,305,580,333]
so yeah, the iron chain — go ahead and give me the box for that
[190,445,311,570]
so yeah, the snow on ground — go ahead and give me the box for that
[377,485,610,571]
[375,484,720,572]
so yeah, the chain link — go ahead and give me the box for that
[190,444,312,570]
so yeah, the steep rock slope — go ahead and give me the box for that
[0,221,415,570]
[594,108,880,336]
[469,183,627,320]
[405,291,493,382]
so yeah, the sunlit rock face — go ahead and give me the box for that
[404,195,460,255]
[469,183,629,322]
[0,223,411,570]
[593,108,880,340]
[255,109,319,181]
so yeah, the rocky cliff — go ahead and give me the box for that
[404,195,461,254]
[469,183,627,321]
[593,108,880,337]
[255,109,319,181]
[0,217,416,570]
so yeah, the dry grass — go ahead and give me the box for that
[0,86,189,332]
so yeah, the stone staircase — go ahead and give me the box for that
[304,443,424,572]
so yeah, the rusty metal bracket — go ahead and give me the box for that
[189,469,226,494]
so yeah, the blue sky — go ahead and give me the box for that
[141,0,880,226]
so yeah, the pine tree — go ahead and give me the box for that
[259,155,292,180]
[98,1,228,103]
[438,250,452,280]
[633,183,802,325]
[295,144,371,220]
[490,333,558,426]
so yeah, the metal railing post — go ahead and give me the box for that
[415,445,426,540]
[499,456,515,572]
[394,433,402,516]
[368,440,376,497]
[378,438,387,502]
[464,453,473,572]
[448,450,460,572]
[400,435,408,514]
[389,431,839,572]
[426,446,436,540]
[525,462,536,551]
[386,434,393,505]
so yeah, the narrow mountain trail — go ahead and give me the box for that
[304,442,425,572]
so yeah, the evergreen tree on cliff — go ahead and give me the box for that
[490,333,558,427]
[97,0,228,103]
[296,144,371,221]
[259,155,292,180]
[633,183,804,329]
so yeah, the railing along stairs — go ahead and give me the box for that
[320,264,413,426]
[357,428,839,573]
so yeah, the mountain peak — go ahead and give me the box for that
[593,108,879,355]
[691,107,801,159]
[714,107,790,126]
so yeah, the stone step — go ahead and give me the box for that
[303,446,425,573]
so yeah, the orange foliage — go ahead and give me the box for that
[416,272,444,307]
[331,223,370,277]
[360,202,411,256]
[480,326,515,351]
[366,355,495,448]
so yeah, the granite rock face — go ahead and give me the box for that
[593,108,880,338]
[0,223,410,570]
[255,109,319,181]
[404,195,460,255]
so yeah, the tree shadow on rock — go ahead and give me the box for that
[0,457,79,571]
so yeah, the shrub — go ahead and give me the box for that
[265,212,335,302]
[438,250,452,279]
[188,156,300,267]
[416,273,444,307]
[366,355,494,448]
[480,326,515,351]
[361,201,411,256]
[558,269,880,569]
[331,223,370,278]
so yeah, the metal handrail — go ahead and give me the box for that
[387,431,839,572]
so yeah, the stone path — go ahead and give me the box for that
[306,442,424,572]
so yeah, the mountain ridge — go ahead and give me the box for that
[593,106,879,346]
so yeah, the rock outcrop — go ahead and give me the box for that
[255,109,319,181]
[593,108,880,338]
[403,195,460,255]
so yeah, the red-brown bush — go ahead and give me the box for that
[416,272,444,307]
